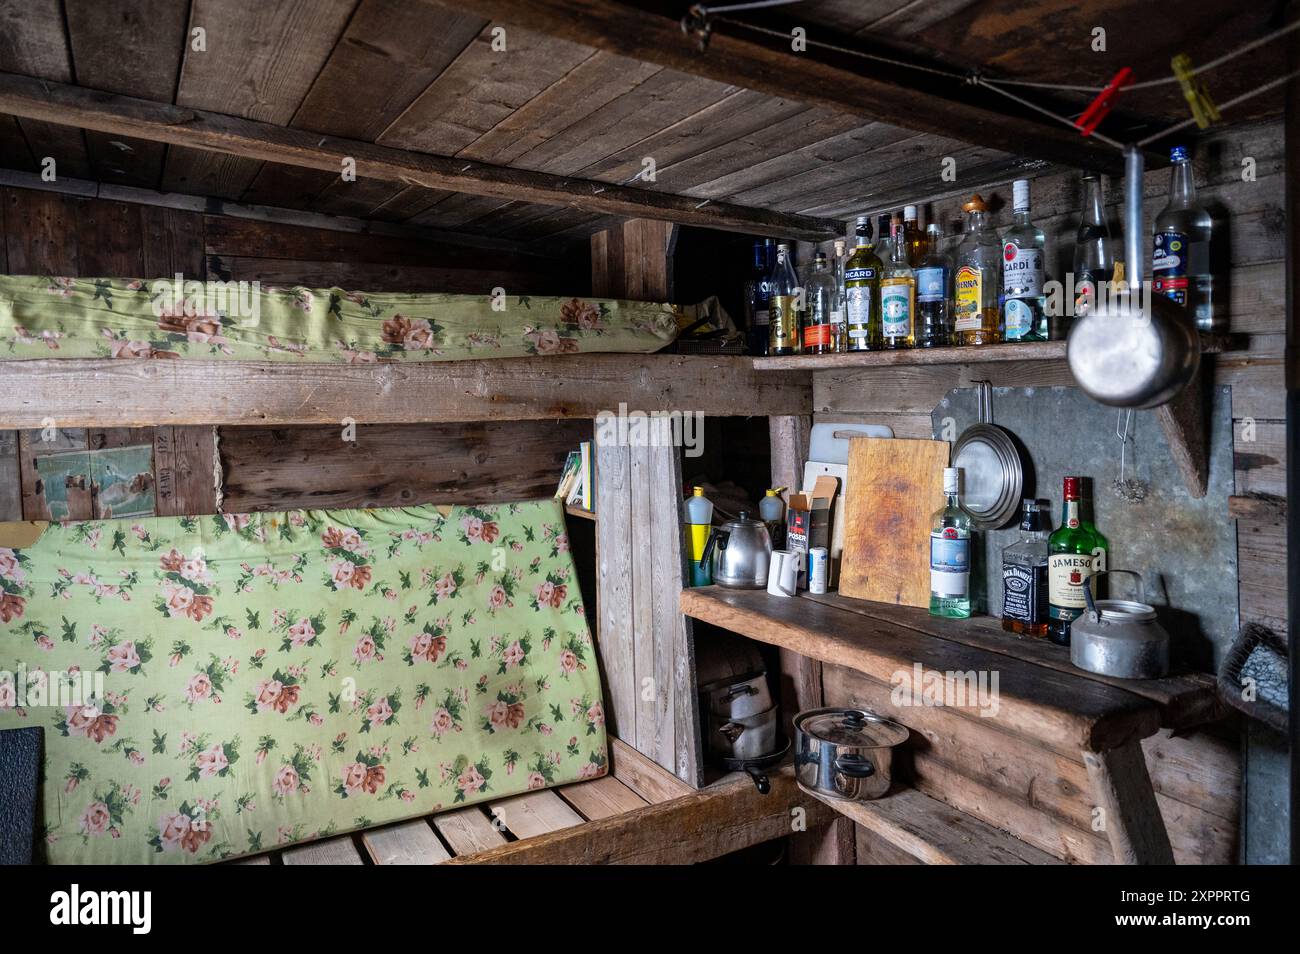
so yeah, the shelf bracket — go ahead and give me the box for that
[1153,366,1209,498]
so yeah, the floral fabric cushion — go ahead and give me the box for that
[0,500,607,863]
[0,275,678,362]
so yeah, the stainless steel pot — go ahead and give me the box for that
[709,706,779,762]
[794,707,908,801]
[701,511,772,589]
[1067,146,1200,409]
[1070,570,1170,679]
[701,671,773,721]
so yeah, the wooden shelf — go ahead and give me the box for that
[804,785,1063,865]
[680,586,1221,751]
[564,504,596,521]
[751,332,1240,371]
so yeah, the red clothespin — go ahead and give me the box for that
[1076,67,1134,137]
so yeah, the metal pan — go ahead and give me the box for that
[951,382,1023,529]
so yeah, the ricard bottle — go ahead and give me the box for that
[916,223,951,348]
[929,467,972,619]
[953,194,1003,345]
[1002,179,1047,341]
[767,243,802,356]
[843,217,882,351]
[1047,476,1109,646]
[880,218,916,349]
[1001,499,1050,637]
[1152,145,1218,331]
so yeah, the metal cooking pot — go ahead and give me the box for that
[794,707,908,801]
[701,511,772,589]
[1070,570,1170,679]
[708,706,779,762]
[1067,146,1200,409]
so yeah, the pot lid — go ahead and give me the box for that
[1092,598,1159,623]
[796,707,908,748]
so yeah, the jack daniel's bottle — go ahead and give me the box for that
[1001,499,1050,637]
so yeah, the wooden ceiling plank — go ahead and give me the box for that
[161,0,357,199]
[433,0,1127,175]
[64,0,190,189]
[0,71,843,239]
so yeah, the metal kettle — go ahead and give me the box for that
[1067,146,1201,409]
[1069,570,1171,679]
[701,511,772,589]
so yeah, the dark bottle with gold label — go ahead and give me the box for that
[767,242,802,356]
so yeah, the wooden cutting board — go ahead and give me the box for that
[839,437,948,607]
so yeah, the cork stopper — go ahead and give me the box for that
[962,194,988,213]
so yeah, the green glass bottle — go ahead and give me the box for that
[1047,476,1109,645]
[843,216,882,351]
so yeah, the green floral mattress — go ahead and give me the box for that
[0,500,608,864]
[0,275,678,362]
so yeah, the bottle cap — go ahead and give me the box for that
[943,467,961,494]
[833,239,846,255]
[815,250,827,262]
[692,486,705,497]
[1062,476,1081,500]
[855,214,869,226]
[963,194,988,213]
[1170,145,1189,163]
[1013,179,1030,213]
[766,487,786,497]
[904,205,918,221]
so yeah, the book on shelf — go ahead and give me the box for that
[553,442,595,515]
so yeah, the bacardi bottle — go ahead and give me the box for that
[1001,499,1050,637]
[843,217,882,352]
[1002,179,1046,341]
[929,467,972,619]
[1152,145,1218,331]
[1047,476,1109,645]
[953,194,1003,345]
[767,243,802,356]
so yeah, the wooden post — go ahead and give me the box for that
[1083,740,1175,865]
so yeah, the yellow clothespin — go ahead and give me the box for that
[1171,53,1221,129]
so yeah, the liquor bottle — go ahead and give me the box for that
[830,238,847,352]
[1152,145,1218,331]
[953,194,1003,345]
[880,219,916,349]
[1001,499,1050,637]
[1002,179,1047,342]
[1069,174,1113,337]
[916,222,951,348]
[929,467,972,619]
[843,216,882,352]
[767,243,802,356]
[1047,476,1109,646]
[875,213,894,265]
[803,251,838,354]
[744,238,775,355]
[903,205,927,265]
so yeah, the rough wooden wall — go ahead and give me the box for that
[0,185,586,520]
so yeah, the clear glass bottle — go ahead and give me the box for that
[1047,476,1110,646]
[929,467,972,619]
[830,238,847,352]
[916,222,951,348]
[1001,499,1051,637]
[880,218,916,349]
[952,194,1003,345]
[1070,175,1113,336]
[875,213,894,266]
[1153,145,1218,331]
[843,216,882,352]
[902,205,927,265]
[1002,179,1047,342]
[744,238,775,355]
[802,251,838,355]
[767,243,802,356]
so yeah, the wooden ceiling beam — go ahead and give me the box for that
[436,0,1129,176]
[0,71,843,241]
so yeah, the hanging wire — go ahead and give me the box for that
[1136,66,1300,146]
[974,77,1126,150]
[697,0,806,12]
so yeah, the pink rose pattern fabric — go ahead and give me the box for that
[0,501,607,863]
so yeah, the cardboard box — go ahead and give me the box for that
[786,474,838,589]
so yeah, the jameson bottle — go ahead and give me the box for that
[745,238,775,355]
[916,222,951,347]
[880,219,916,349]
[929,467,972,619]
[1070,175,1113,335]
[1002,499,1050,637]
[1047,476,1109,646]
[953,194,1003,345]
[802,251,838,354]
[767,243,802,356]
[1002,179,1046,342]
[1153,145,1217,331]
[843,216,882,351]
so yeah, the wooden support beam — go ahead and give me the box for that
[438,0,1127,176]
[0,71,843,242]
[0,354,812,428]
[1153,367,1209,499]
[1083,740,1177,865]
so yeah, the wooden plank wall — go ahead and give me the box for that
[0,185,588,520]
[810,119,1282,864]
